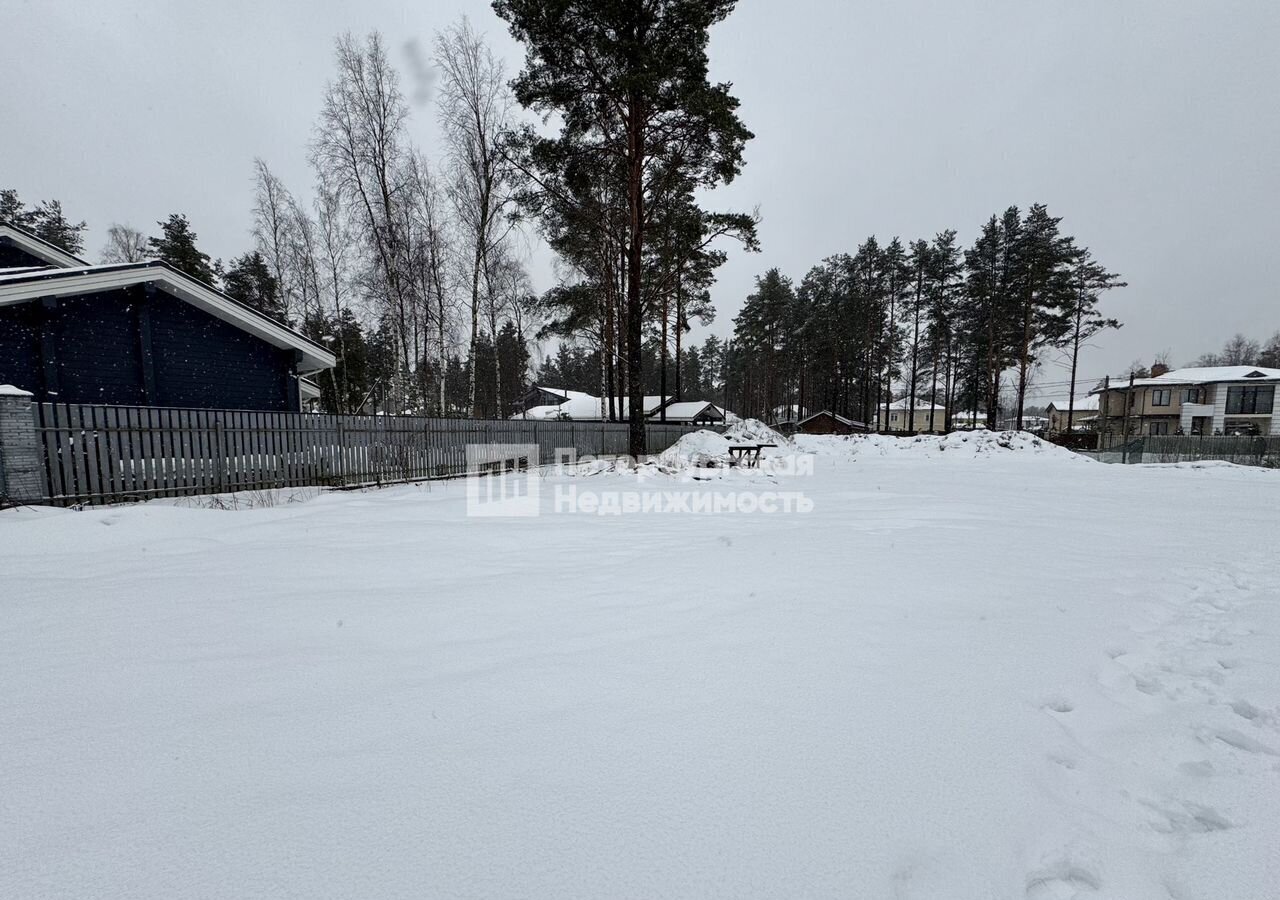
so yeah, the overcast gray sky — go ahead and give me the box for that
[5,0,1278,400]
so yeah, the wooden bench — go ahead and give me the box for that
[727,443,777,467]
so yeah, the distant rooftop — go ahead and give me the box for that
[1093,366,1280,391]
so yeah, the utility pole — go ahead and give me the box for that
[1121,372,1134,463]
[1098,375,1110,450]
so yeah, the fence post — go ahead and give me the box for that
[0,386,45,506]
[213,417,227,492]
[336,417,346,485]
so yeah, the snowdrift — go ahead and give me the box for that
[794,429,1085,460]
[657,419,791,470]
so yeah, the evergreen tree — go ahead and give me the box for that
[877,238,909,429]
[495,321,531,416]
[495,0,754,455]
[925,229,960,430]
[732,269,796,418]
[1009,204,1076,429]
[30,200,87,254]
[0,189,34,228]
[0,190,86,254]
[959,215,1007,426]
[1061,248,1124,429]
[903,239,933,425]
[223,251,286,323]
[149,214,217,285]
[303,308,374,415]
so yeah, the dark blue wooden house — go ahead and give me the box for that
[0,224,334,411]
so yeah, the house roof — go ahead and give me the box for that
[518,394,670,420]
[0,223,88,269]
[529,385,597,404]
[889,398,946,410]
[796,409,866,429]
[656,400,724,422]
[1045,395,1100,412]
[1092,366,1280,392]
[0,261,336,374]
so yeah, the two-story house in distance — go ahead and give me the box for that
[1091,365,1280,436]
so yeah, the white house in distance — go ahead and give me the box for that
[1045,395,1100,433]
[885,398,947,434]
[1091,366,1280,436]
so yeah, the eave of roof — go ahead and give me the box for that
[0,223,89,268]
[0,261,335,373]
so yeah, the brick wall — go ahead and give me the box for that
[0,387,44,505]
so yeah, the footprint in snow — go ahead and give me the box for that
[1210,728,1279,756]
[1133,675,1165,696]
[1041,696,1075,714]
[1025,862,1100,898]
[1177,760,1214,777]
[1141,799,1233,834]
[1047,752,1078,771]
[1229,699,1262,722]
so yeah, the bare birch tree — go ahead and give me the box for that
[434,17,517,417]
[252,158,300,321]
[312,31,416,410]
[403,154,455,415]
[100,224,149,263]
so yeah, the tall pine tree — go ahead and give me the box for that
[495,0,754,455]
[223,251,286,323]
[149,214,217,285]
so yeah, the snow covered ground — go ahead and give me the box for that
[3,434,1279,899]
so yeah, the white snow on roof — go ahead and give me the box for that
[0,384,34,397]
[1045,395,1100,411]
[657,401,722,422]
[797,409,865,428]
[516,395,668,420]
[889,398,946,410]
[1096,366,1280,391]
[531,386,597,404]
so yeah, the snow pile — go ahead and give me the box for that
[656,429,734,468]
[796,429,1084,460]
[651,420,791,473]
[721,417,790,446]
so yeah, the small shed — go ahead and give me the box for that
[795,410,868,435]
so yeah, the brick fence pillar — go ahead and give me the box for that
[0,386,45,506]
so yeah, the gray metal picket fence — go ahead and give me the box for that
[33,403,703,506]
[1098,434,1280,467]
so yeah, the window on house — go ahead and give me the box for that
[1152,389,1171,407]
[1181,388,1202,404]
[890,413,898,423]
[1226,385,1275,415]
[1148,421,1170,435]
